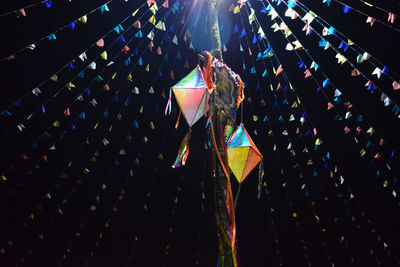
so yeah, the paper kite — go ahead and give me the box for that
[171,65,209,127]
[227,124,263,183]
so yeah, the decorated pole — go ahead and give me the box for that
[169,2,258,265]
[207,1,237,266]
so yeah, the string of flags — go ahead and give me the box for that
[0,0,55,19]
[0,2,201,261]
[2,1,116,63]
[0,2,165,170]
[238,10,352,266]
[229,0,399,265]
[323,0,400,32]
[263,0,400,203]
[0,1,150,127]
[1,0,400,265]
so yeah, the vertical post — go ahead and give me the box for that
[208,0,223,61]
[208,1,237,266]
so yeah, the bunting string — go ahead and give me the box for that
[0,1,116,63]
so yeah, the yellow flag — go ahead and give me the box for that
[100,51,107,60]
[249,14,255,24]
[78,15,87,24]
[233,5,240,14]
[139,106,143,113]
[132,9,139,17]
[145,64,150,72]
[348,39,355,45]
[53,120,60,127]
[50,74,58,82]
[271,23,279,32]
[363,1,373,7]
[315,138,323,145]
[66,82,75,90]
[285,28,292,37]
[149,15,156,25]
[149,4,158,15]
[1,175,6,181]
[112,72,117,79]
[292,40,303,50]
[127,74,133,82]
[383,180,388,188]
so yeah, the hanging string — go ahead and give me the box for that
[0,0,51,18]
[0,4,170,247]
[0,1,149,138]
[56,6,184,263]
[0,4,159,180]
[247,0,396,264]
[0,0,116,64]
[353,0,400,18]
[294,1,400,93]
[326,0,400,33]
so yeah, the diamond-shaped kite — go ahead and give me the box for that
[227,124,262,183]
[172,65,209,127]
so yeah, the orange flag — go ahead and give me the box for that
[275,65,283,76]
[133,20,141,28]
[351,69,360,76]
[304,69,312,78]
[96,39,104,47]
[162,0,169,8]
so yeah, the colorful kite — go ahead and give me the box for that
[171,65,210,127]
[227,124,263,183]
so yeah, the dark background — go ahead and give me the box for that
[0,0,400,266]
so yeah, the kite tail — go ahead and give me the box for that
[164,89,172,116]
[172,129,191,168]
[257,158,264,199]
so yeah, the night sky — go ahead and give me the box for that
[1,0,400,266]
